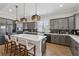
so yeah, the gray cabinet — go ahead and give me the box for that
[50,20,54,30]
[70,39,76,55]
[65,36,71,46]
[62,18,68,29]
[50,18,68,30]
[0,36,5,44]
[70,38,79,56]
[51,35,72,46]
[51,35,66,45]
[50,15,75,30]
[75,14,79,30]
[58,35,65,44]
[60,19,68,29]
[50,34,79,56]
[68,16,75,30]
[53,20,59,29]
[58,19,63,29]
[74,41,79,56]
[41,38,46,56]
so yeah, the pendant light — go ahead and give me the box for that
[15,5,18,23]
[32,3,40,21]
[20,3,27,22]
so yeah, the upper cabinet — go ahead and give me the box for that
[53,20,59,29]
[0,18,6,24]
[6,19,13,24]
[27,22,35,29]
[50,15,75,30]
[50,20,54,30]
[0,17,13,25]
[68,16,75,30]
[50,18,68,30]
[75,14,79,30]
[59,18,68,30]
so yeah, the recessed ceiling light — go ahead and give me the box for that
[9,9,12,12]
[59,4,63,7]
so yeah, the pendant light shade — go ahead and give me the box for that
[32,14,40,21]
[20,3,27,22]
[20,17,27,22]
[32,3,40,21]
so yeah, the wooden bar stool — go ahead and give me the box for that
[4,34,16,56]
[17,37,36,56]
[10,36,19,56]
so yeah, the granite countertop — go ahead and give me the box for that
[69,35,79,43]
[11,34,46,42]
[46,33,79,43]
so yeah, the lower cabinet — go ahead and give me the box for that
[51,35,60,44]
[41,38,46,56]
[0,36,5,45]
[70,38,79,56]
[51,35,68,45]
[76,45,79,55]
[50,34,79,55]
[70,39,76,55]
[65,36,71,46]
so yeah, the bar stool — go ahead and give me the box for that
[10,36,19,56]
[4,34,16,56]
[17,37,36,56]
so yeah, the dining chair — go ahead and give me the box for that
[17,37,36,56]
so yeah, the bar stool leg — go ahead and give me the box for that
[34,46,36,56]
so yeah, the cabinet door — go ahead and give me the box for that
[41,38,46,56]
[54,35,59,43]
[71,39,75,55]
[65,36,71,46]
[77,46,79,56]
[58,35,65,44]
[58,19,63,29]
[53,20,59,29]
[51,35,59,43]
[51,35,65,44]
[76,42,79,56]
[61,18,68,29]
[71,39,77,56]
[75,14,79,30]
[51,35,55,43]
[69,16,74,30]
[50,20,54,30]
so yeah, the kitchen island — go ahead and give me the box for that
[11,34,47,56]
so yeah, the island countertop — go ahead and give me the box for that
[11,34,46,42]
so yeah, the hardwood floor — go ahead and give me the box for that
[46,43,72,56]
[0,43,72,56]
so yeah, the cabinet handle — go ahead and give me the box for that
[75,46,77,50]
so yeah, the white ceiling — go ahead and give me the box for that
[0,3,78,20]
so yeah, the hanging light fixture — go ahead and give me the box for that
[32,3,40,21]
[15,5,19,23]
[20,3,27,22]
